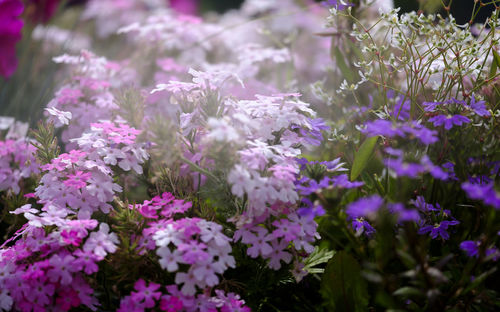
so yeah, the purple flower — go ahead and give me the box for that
[298,198,325,219]
[322,0,354,10]
[385,157,424,178]
[330,174,364,188]
[467,94,490,117]
[0,0,24,78]
[428,114,471,130]
[130,279,162,309]
[391,97,410,120]
[422,101,444,112]
[352,219,376,237]
[418,220,459,240]
[460,240,479,257]
[346,195,384,220]
[362,119,405,138]
[462,182,500,209]
[299,118,330,146]
[388,203,420,223]
[412,196,441,213]
[402,122,438,145]
[420,156,449,180]
[460,240,500,261]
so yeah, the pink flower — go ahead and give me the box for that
[178,241,209,264]
[63,171,91,189]
[131,279,162,309]
[272,219,301,242]
[47,253,77,285]
[169,0,199,16]
[268,239,293,270]
[160,295,183,312]
[55,288,81,311]
[245,227,273,258]
[73,249,100,275]
[0,0,24,78]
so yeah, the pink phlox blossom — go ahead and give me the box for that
[267,239,293,270]
[243,227,273,258]
[45,107,72,126]
[272,219,301,242]
[10,204,38,215]
[131,279,162,309]
[73,249,100,274]
[159,294,184,312]
[178,241,209,264]
[63,170,92,189]
[60,219,98,246]
[47,253,78,285]
[55,288,81,311]
[153,223,182,247]
[174,271,198,296]
[157,247,182,272]
[83,223,119,259]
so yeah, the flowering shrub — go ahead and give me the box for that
[1,0,500,311]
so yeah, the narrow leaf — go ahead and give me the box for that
[334,46,355,83]
[351,136,378,180]
[320,251,369,312]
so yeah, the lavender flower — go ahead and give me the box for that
[346,195,384,220]
[462,182,500,209]
[467,94,490,117]
[428,114,471,130]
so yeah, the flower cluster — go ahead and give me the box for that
[143,217,235,296]
[118,281,250,312]
[0,139,39,194]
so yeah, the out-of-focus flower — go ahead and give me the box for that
[0,0,24,78]
[169,0,198,15]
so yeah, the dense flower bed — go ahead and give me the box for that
[1,0,500,311]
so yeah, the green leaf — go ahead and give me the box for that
[351,136,378,180]
[392,286,424,298]
[304,246,335,274]
[333,46,355,83]
[489,49,500,78]
[320,251,369,312]
[464,267,497,294]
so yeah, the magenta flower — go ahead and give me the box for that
[169,0,199,15]
[0,0,24,78]
[55,288,81,311]
[131,279,162,309]
[160,295,183,312]
[63,171,92,189]
[47,253,77,285]
[178,241,209,264]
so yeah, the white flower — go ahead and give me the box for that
[83,223,119,259]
